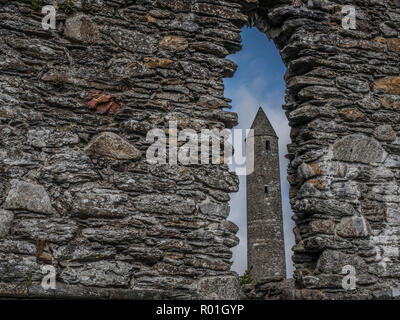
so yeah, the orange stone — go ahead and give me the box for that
[144,57,174,69]
[37,252,53,264]
[147,15,156,23]
[387,38,400,54]
[375,77,400,95]
[287,174,299,185]
[310,219,335,235]
[308,179,325,190]
[159,36,188,52]
[338,107,364,121]
[310,163,323,175]
[375,37,386,43]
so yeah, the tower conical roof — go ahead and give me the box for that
[250,107,278,137]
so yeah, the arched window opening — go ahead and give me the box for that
[224,27,295,279]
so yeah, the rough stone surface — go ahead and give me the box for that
[336,216,371,238]
[0,210,13,238]
[134,194,196,215]
[14,218,78,244]
[0,0,400,300]
[64,13,100,44]
[374,125,397,142]
[85,132,142,160]
[4,180,55,215]
[60,261,133,288]
[333,135,387,164]
[159,35,189,51]
[246,108,286,282]
[198,276,241,300]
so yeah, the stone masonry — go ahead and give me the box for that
[246,107,286,283]
[0,0,400,299]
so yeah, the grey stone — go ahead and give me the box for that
[72,188,129,218]
[374,125,397,142]
[28,128,79,148]
[64,14,100,44]
[14,218,78,244]
[336,76,370,93]
[336,215,371,238]
[295,198,358,217]
[42,151,99,184]
[123,247,164,265]
[0,240,36,255]
[246,108,286,282]
[220,220,239,235]
[4,180,55,215]
[316,250,366,274]
[333,134,387,164]
[0,254,41,282]
[52,244,117,264]
[297,182,321,198]
[199,198,230,218]
[194,167,239,192]
[134,194,195,215]
[197,276,241,300]
[60,261,133,287]
[85,132,142,160]
[0,210,13,238]
[110,28,157,54]
[82,227,145,244]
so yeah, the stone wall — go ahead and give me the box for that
[0,0,399,299]
[0,0,246,299]
[244,0,400,299]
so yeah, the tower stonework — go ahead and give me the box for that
[247,108,286,283]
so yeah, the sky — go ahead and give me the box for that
[224,27,295,277]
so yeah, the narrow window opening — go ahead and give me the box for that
[225,27,294,278]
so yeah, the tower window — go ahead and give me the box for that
[266,140,270,150]
[264,185,269,195]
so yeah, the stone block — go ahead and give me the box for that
[4,180,55,215]
[85,132,141,160]
[0,210,13,238]
[197,275,241,300]
[333,134,386,164]
[336,215,371,238]
[159,35,188,51]
[64,14,100,44]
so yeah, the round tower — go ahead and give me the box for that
[246,107,286,282]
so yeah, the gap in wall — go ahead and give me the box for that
[223,27,295,278]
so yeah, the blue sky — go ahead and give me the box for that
[224,27,295,277]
